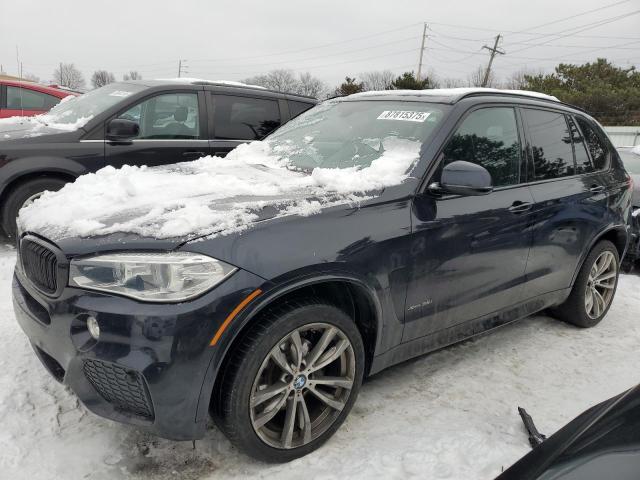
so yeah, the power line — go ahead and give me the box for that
[481,35,505,87]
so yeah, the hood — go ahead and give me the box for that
[18,138,420,242]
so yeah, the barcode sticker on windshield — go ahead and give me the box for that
[109,91,133,97]
[377,111,430,122]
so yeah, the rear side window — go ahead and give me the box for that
[442,107,521,187]
[6,86,60,110]
[289,100,314,119]
[575,117,609,171]
[522,108,575,180]
[213,94,281,140]
[567,116,594,174]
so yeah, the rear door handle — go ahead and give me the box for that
[509,201,532,214]
[182,151,206,158]
[589,185,605,193]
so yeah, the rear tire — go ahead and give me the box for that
[1,177,68,238]
[213,299,365,463]
[551,240,619,328]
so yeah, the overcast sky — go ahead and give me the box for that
[1,0,638,89]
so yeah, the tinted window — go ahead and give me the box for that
[117,93,200,139]
[568,117,594,174]
[289,100,314,119]
[213,94,280,140]
[442,107,521,187]
[576,117,609,171]
[523,109,575,180]
[6,86,60,110]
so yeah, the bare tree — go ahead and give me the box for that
[296,72,327,98]
[360,70,395,91]
[23,72,41,83]
[91,70,115,88]
[244,69,299,93]
[53,63,85,90]
[503,68,545,90]
[440,77,465,88]
[123,71,142,81]
[467,65,496,88]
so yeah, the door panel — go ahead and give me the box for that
[403,105,533,341]
[405,187,534,340]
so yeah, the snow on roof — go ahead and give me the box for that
[154,78,266,89]
[351,87,559,102]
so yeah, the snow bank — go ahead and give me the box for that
[18,137,420,240]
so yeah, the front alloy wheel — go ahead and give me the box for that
[213,300,364,462]
[250,323,356,449]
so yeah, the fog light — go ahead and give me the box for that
[87,316,100,340]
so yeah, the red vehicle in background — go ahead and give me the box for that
[0,78,79,118]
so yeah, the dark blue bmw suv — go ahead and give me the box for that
[12,88,633,462]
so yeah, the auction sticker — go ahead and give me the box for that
[377,111,430,122]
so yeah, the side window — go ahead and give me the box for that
[575,117,609,171]
[522,108,575,180]
[213,94,281,140]
[289,100,314,119]
[442,107,521,187]
[116,93,200,139]
[567,116,594,174]
[7,86,60,110]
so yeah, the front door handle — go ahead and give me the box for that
[182,151,206,158]
[509,201,532,214]
[589,185,605,193]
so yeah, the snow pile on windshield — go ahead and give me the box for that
[0,96,92,133]
[18,138,420,240]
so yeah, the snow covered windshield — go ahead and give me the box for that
[268,100,449,172]
[37,83,146,128]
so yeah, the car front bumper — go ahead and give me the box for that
[12,259,265,441]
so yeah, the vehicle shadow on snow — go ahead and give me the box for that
[108,312,575,479]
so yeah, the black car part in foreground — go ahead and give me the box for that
[13,88,632,462]
[498,384,640,480]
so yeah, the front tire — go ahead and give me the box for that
[213,299,365,463]
[1,177,68,238]
[552,240,620,328]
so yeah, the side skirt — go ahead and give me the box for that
[368,288,571,376]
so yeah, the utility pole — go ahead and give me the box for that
[178,59,188,78]
[416,23,428,83]
[481,34,505,87]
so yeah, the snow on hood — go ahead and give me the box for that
[18,137,420,241]
[0,97,91,138]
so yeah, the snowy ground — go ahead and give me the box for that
[0,243,639,480]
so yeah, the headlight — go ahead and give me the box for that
[69,252,236,302]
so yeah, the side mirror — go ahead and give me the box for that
[106,118,139,141]
[431,160,493,196]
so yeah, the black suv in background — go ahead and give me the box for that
[0,79,316,236]
[13,89,632,462]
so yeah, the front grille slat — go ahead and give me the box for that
[83,360,155,419]
[20,239,59,294]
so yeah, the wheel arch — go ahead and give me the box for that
[571,225,628,286]
[0,167,79,206]
[202,275,384,421]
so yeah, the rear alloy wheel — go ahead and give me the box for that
[214,300,364,462]
[551,240,619,328]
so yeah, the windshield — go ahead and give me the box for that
[39,82,146,128]
[619,149,640,174]
[267,99,449,171]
